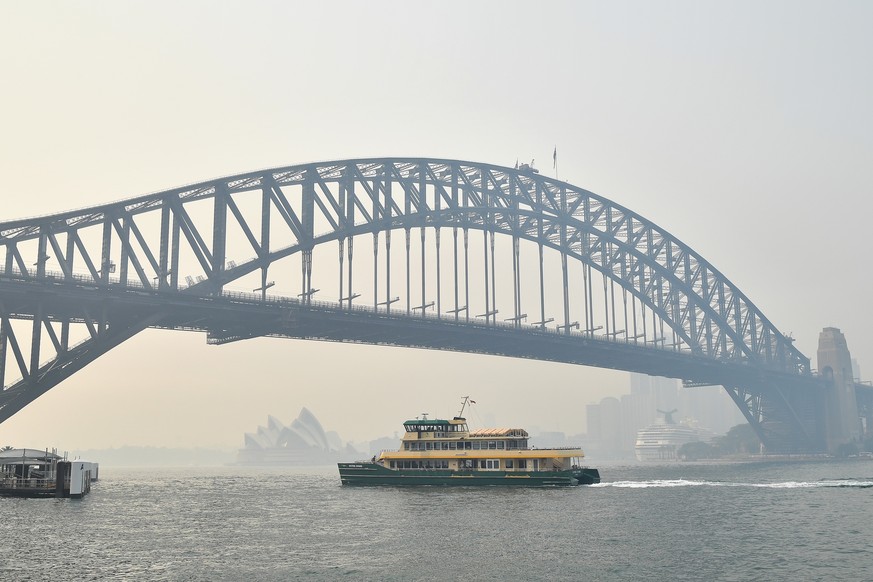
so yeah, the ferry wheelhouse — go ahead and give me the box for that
[338,403,599,487]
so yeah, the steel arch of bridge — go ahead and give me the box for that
[0,157,817,448]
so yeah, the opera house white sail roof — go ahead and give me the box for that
[238,408,350,466]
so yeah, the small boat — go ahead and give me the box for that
[338,398,600,486]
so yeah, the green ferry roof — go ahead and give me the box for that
[403,419,452,426]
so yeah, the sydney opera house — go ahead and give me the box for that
[237,408,356,466]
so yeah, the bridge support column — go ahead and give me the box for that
[817,327,861,451]
[725,381,824,454]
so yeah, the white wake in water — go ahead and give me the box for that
[592,479,873,489]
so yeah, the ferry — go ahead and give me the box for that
[338,398,600,487]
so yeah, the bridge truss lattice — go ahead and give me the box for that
[0,158,821,450]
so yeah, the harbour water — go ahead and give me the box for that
[1,459,870,581]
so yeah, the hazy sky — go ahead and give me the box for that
[1,1,872,451]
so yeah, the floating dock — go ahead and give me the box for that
[0,448,98,498]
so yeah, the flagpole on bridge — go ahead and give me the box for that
[553,146,558,179]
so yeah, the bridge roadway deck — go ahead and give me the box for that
[0,275,826,395]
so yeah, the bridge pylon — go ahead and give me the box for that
[817,327,862,451]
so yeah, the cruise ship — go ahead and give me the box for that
[338,398,600,486]
[634,409,712,461]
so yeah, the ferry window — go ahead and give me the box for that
[472,442,480,450]
[404,443,410,450]
[505,460,513,469]
[442,442,449,450]
[488,441,496,450]
[480,460,487,469]
[449,442,456,450]
[426,442,433,450]
[465,442,471,450]
[390,461,396,468]
[497,441,505,450]
[486,459,499,470]
[518,460,527,469]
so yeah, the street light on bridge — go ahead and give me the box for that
[505,314,527,323]
[340,292,361,308]
[297,288,320,301]
[254,281,275,300]
[475,309,498,324]
[412,301,434,315]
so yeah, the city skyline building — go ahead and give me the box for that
[586,373,746,459]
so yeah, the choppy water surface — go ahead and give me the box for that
[1,460,871,581]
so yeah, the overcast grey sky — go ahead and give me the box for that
[1,1,871,450]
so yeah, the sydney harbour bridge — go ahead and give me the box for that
[0,157,869,453]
